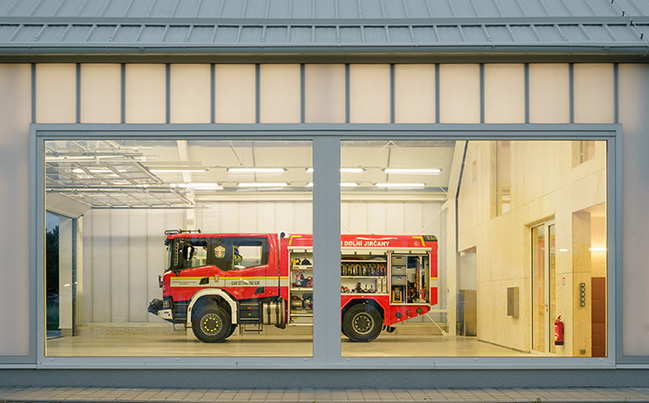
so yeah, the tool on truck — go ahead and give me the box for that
[148,230,438,343]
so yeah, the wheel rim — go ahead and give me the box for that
[201,313,222,335]
[352,312,374,335]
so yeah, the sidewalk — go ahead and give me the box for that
[1,386,649,402]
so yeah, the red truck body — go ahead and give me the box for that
[149,231,438,343]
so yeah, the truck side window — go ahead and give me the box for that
[179,240,208,269]
[232,238,268,270]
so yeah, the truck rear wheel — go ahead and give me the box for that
[192,305,231,343]
[342,303,382,342]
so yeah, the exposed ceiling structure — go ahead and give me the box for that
[45,139,455,212]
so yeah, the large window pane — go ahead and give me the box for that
[340,140,607,358]
[45,139,313,357]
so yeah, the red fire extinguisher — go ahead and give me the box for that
[554,315,564,346]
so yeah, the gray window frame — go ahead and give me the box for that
[10,122,625,369]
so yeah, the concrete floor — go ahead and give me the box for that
[47,333,526,357]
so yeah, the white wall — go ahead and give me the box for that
[81,201,442,323]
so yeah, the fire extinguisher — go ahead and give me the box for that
[554,315,564,346]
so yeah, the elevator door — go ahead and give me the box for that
[532,222,556,354]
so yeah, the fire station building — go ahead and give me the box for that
[1,0,649,389]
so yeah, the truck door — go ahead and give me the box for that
[221,237,270,300]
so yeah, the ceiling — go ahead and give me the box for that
[45,139,456,213]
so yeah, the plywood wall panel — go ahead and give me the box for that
[36,64,76,123]
[260,64,301,123]
[80,64,121,123]
[440,64,480,124]
[125,64,166,123]
[0,64,31,356]
[350,64,390,123]
[214,64,256,123]
[170,64,210,123]
[395,64,436,123]
[305,64,345,123]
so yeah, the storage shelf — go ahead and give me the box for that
[341,276,386,279]
[291,287,313,291]
[290,312,313,317]
[341,292,389,295]
[292,265,313,269]
[341,259,386,263]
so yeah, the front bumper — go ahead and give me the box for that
[157,309,173,320]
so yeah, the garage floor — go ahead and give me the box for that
[47,334,526,357]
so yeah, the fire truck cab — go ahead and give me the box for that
[148,230,438,343]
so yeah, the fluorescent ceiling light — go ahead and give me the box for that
[170,183,222,190]
[306,168,365,173]
[72,168,127,174]
[238,183,288,188]
[589,247,607,252]
[376,183,425,188]
[383,168,441,174]
[306,183,358,187]
[150,168,208,173]
[228,168,285,173]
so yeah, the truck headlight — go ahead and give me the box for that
[162,297,172,309]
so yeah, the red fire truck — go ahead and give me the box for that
[148,230,438,343]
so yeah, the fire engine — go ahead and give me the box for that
[148,230,438,343]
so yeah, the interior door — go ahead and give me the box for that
[532,222,556,353]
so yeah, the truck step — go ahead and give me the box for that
[239,323,263,334]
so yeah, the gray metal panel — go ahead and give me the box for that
[449,0,478,18]
[0,24,17,41]
[196,0,223,19]
[31,0,64,17]
[582,24,616,41]
[268,0,289,18]
[221,0,245,18]
[213,25,239,42]
[188,26,214,43]
[314,0,335,18]
[427,0,455,18]
[403,0,430,18]
[412,26,438,42]
[56,0,84,17]
[86,25,116,42]
[534,25,564,42]
[472,0,501,18]
[383,1,406,19]
[314,26,336,43]
[62,24,91,42]
[149,0,177,18]
[364,26,387,43]
[290,26,313,43]
[388,27,411,43]
[462,25,488,43]
[37,25,67,42]
[101,0,133,18]
[437,25,464,42]
[513,0,547,17]
[608,24,640,41]
[539,0,571,17]
[509,24,538,42]
[265,26,288,43]
[486,25,514,42]
[112,25,140,42]
[12,24,42,42]
[243,0,267,19]
[173,0,200,18]
[359,0,384,19]
[163,26,190,42]
[339,26,362,43]
[239,26,263,43]
[79,0,111,18]
[126,0,156,18]
[338,1,360,19]
[139,25,168,42]
[291,1,313,19]
[560,24,589,41]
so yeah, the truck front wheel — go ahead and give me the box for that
[192,305,231,343]
[342,304,382,342]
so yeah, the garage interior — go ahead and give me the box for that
[44,137,607,358]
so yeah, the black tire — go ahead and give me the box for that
[191,305,231,343]
[342,303,382,342]
[225,324,238,339]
